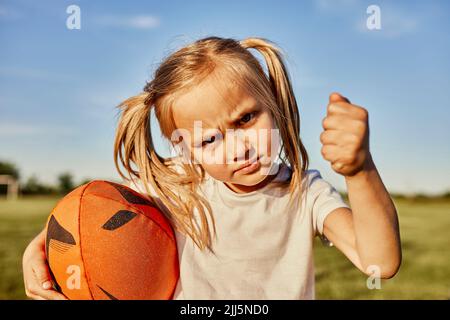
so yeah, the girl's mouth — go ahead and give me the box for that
[234,156,261,174]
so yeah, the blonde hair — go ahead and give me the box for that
[114,36,309,251]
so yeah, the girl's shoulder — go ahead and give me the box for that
[301,168,344,201]
[302,168,324,185]
[281,164,340,198]
[282,163,325,187]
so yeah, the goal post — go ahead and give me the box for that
[0,175,19,200]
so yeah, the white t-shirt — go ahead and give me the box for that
[127,162,349,300]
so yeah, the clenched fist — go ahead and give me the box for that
[320,92,371,176]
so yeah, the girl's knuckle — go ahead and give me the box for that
[360,107,369,120]
[353,121,366,134]
[320,131,327,144]
[349,133,359,144]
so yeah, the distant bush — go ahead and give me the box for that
[0,161,20,180]
[20,175,58,195]
[0,160,102,196]
[442,191,450,199]
[57,172,75,195]
[396,191,450,203]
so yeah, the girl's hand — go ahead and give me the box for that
[22,229,68,300]
[320,92,371,176]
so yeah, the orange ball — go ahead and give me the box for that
[44,180,179,300]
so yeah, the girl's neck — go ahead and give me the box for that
[222,170,280,194]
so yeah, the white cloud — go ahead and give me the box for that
[0,5,22,20]
[0,66,74,81]
[95,14,161,29]
[0,123,75,136]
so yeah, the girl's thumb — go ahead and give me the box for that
[329,92,351,104]
[34,266,53,289]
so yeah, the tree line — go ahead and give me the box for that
[0,160,91,196]
[1,160,449,199]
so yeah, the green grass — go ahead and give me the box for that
[0,196,449,299]
[0,196,61,300]
[314,198,450,299]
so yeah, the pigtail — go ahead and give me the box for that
[240,38,309,206]
[114,92,152,181]
[114,85,216,252]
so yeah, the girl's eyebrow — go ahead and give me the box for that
[226,102,259,126]
[191,102,259,147]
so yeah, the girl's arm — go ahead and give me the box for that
[319,93,401,278]
[322,154,401,278]
[22,229,67,300]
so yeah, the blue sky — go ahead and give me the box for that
[0,0,449,194]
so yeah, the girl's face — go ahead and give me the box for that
[171,76,281,193]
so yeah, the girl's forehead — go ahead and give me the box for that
[171,77,257,130]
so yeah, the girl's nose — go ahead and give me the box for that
[230,134,252,163]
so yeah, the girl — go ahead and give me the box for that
[22,36,401,300]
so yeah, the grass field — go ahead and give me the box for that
[0,196,449,300]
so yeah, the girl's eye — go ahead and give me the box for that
[239,112,256,125]
[201,135,216,147]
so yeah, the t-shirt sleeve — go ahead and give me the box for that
[124,178,159,198]
[305,170,350,244]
